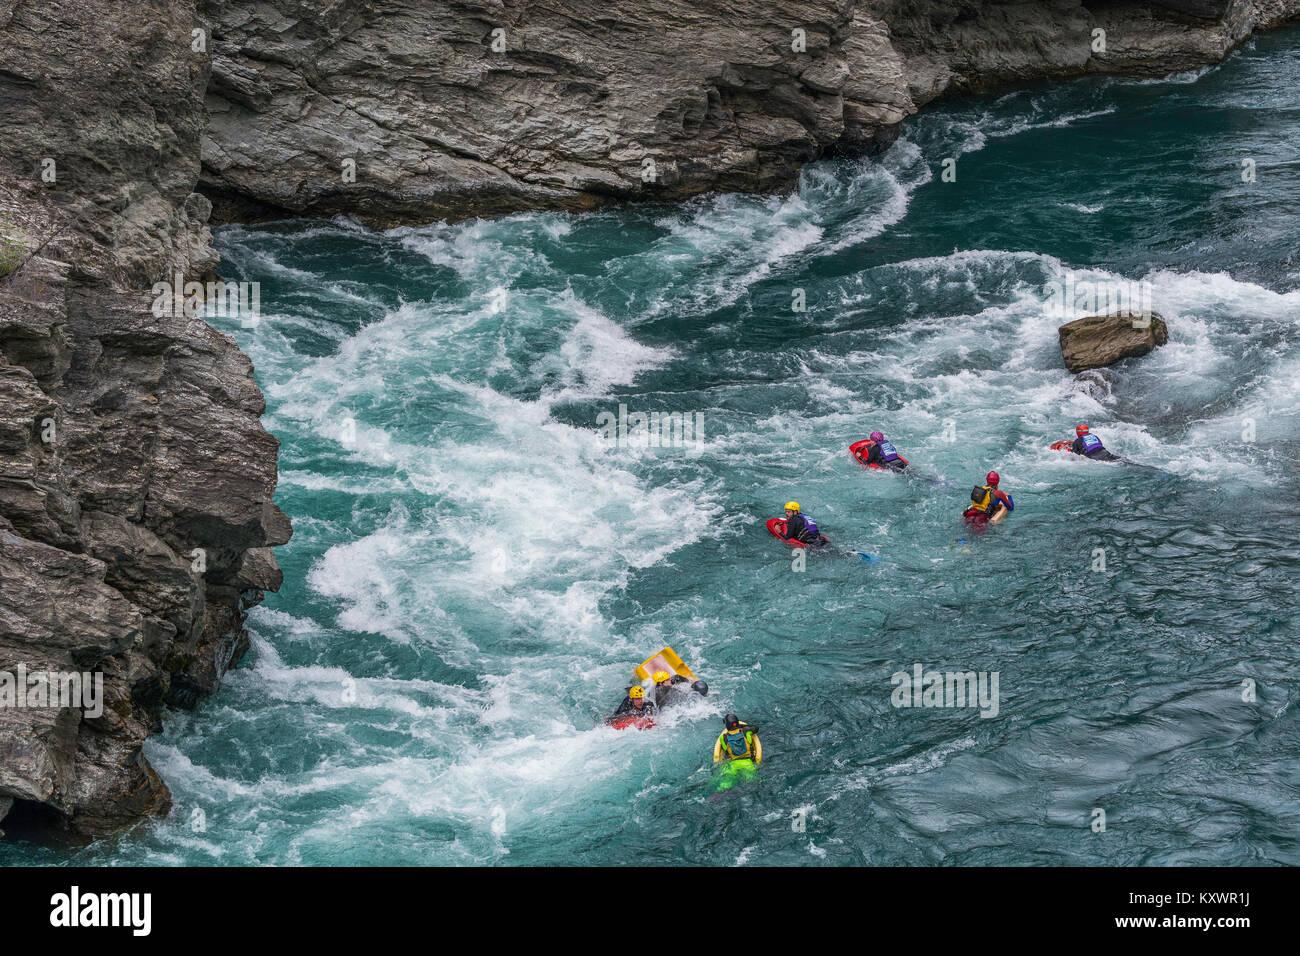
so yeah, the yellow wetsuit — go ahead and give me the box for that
[713,726,762,764]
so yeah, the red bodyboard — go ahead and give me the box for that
[607,714,656,731]
[848,440,908,470]
[767,518,831,549]
[767,518,806,548]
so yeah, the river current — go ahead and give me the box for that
[7,27,1298,866]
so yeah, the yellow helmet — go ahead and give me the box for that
[784,501,800,513]
[628,686,645,699]
[653,670,671,684]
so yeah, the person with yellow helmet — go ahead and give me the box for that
[780,501,828,546]
[651,668,709,708]
[651,670,675,709]
[607,683,657,723]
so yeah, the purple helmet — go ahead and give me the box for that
[869,431,884,442]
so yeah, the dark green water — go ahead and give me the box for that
[7,28,1299,866]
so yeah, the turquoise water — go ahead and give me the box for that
[9,29,1300,865]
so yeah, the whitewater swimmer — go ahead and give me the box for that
[962,471,1013,529]
[773,501,829,547]
[1050,424,1127,462]
[607,684,657,729]
[849,431,909,472]
[609,647,707,727]
[766,502,879,561]
[768,502,851,553]
[652,670,708,709]
[848,433,953,486]
[712,713,762,792]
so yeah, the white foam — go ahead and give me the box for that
[551,291,675,404]
[922,106,1118,160]
[188,82,1300,862]
[395,216,559,285]
[1105,64,1219,87]
[612,190,825,317]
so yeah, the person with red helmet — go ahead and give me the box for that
[963,470,1013,526]
[855,430,909,471]
[1058,424,1123,462]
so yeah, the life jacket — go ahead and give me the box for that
[877,440,901,463]
[801,515,819,537]
[1078,433,1104,454]
[720,728,754,760]
[967,484,996,516]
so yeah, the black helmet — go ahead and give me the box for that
[724,713,740,730]
[692,680,709,697]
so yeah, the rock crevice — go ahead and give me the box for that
[3,0,1298,838]
[197,0,1300,226]
[1,0,287,837]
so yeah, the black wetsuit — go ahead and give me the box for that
[609,697,657,720]
[1071,436,1122,462]
[654,675,691,709]
[783,514,825,545]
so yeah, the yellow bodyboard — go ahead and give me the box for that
[635,646,696,682]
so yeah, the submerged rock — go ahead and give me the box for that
[1058,313,1170,373]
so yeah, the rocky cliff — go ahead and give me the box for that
[198,0,1300,226]
[0,0,288,838]
[2,0,1296,839]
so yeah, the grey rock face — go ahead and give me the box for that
[198,0,1300,225]
[1059,312,1171,372]
[2,0,1296,841]
[0,0,288,836]
[1150,1,1237,17]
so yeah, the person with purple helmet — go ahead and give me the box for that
[859,430,909,471]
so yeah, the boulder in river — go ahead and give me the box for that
[1058,313,1170,373]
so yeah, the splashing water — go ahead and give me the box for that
[9,28,1300,867]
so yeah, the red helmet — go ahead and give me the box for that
[1076,424,1090,435]
[986,471,1000,486]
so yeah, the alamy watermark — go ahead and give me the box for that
[0,666,104,718]
[596,403,705,457]
[49,886,151,936]
[150,273,262,327]
[891,663,999,718]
